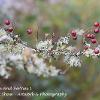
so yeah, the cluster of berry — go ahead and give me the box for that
[70,22,100,54]
[4,19,33,35]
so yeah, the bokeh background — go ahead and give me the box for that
[0,0,100,100]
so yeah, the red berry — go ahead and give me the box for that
[94,28,99,33]
[90,34,95,39]
[94,48,99,54]
[85,34,91,38]
[71,30,77,37]
[27,28,33,35]
[7,27,13,32]
[94,22,99,27]
[4,19,10,25]
[91,39,97,44]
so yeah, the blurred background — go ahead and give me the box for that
[0,0,100,100]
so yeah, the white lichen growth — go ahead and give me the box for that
[0,27,100,79]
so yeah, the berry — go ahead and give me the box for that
[4,19,10,25]
[85,34,91,38]
[90,34,95,39]
[94,28,99,33]
[91,39,97,44]
[27,28,33,35]
[94,48,99,54]
[71,30,77,37]
[7,27,13,32]
[94,22,99,27]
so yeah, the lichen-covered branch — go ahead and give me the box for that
[0,20,100,79]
